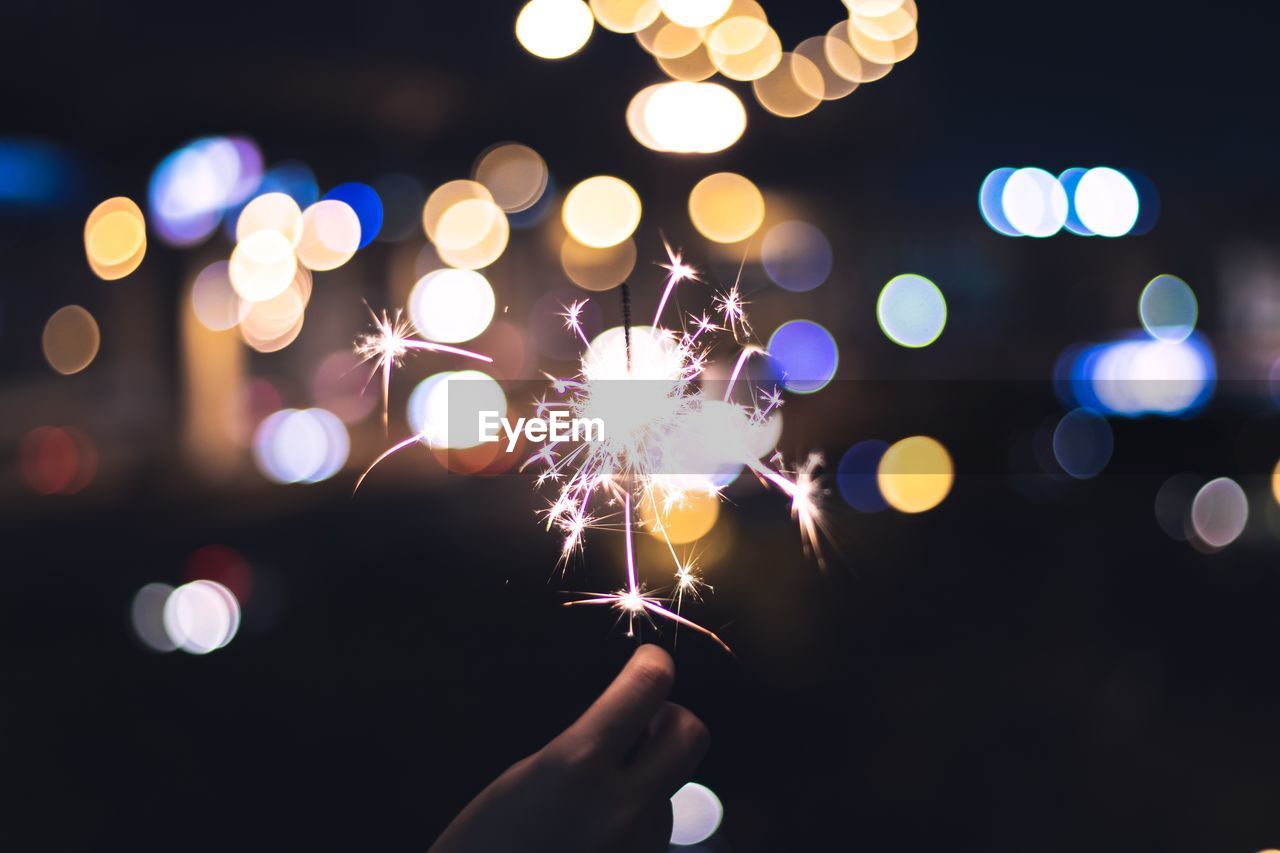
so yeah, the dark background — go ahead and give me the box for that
[4,2,1280,850]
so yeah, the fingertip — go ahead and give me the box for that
[626,644,675,695]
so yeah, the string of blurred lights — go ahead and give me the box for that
[980,166,1159,238]
[516,0,921,152]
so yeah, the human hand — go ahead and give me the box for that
[428,645,709,853]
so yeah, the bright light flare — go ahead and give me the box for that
[562,175,642,248]
[628,82,747,153]
[517,0,595,59]
[657,0,731,27]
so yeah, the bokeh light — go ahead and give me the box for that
[752,52,823,117]
[562,175,642,248]
[761,220,832,292]
[688,172,765,244]
[847,0,906,14]
[658,0,730,27]
[256,160,319,208]
[708,21,781,82]
[849,0,917,41]
[657,43,716,81]
[638,17,704,59]
[767,319,838,394]
[84,196,146,280]
[149,136,262,247]
[434,197,510,269]
[163,580,241,655]
[408,370,507,449]
[629,81,747,153]
[670,782,723,846]
[297,199,361,271]
[323,182,383,248]
[1051,408,1113,479]
[1058,167,1092,236]
[423,180,493,241]
[190,261,250,332]
[837,440,889,512]
[19,426,97,494]
[876,274,946,348]
[877,435,953,514]
[474,143,549,213]
[706,2,767,53]
[985,166,1144,238]
[1139,274,1197,343]
[846,13,918,65]
[517,0,595,59]
[235,192,304,246]
[238,266,311,352]
[1190,477,1248,549]
[1074,167,1139,237]
[0,139,77,208]
[184,545,253,603]
[42,305,100,375]
[641,490,720,544]
[1001,167,1067,237]
[561,235,637,291]
[978,167,1019,236]
[252,408,350,484]
[229,229,298,301]
[1064,333,1215,417]
[795,35,858,100]
[408,268,496,343]
[131,583,177,652]
[590,0,661,33]
[312,351,378,424]
[824,20,893,83]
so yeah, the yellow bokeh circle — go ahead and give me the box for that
[642,489,721,544]
[590,0,661,33]
[561,236,637,291]
[877,435,953,513]
[42,305,101,375]
[236,192,304,246]
[434,198,510,270]
[230,230,298,301]
[752,52,824,117]
[297,200,361,272]
[84,197,146,280]
[473,143,549,213]
[516,0,595,59]
[688,172,765,243]
[562,176,642,249]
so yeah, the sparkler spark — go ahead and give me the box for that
[354,306,493,431]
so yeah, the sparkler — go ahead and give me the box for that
[354,242,828,654]
[530,242,828,651]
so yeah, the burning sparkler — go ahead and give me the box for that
[354,242,828,654]
[529,242,828,651]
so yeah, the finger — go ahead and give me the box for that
[556,644,675,764]
[626,702,710,798]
